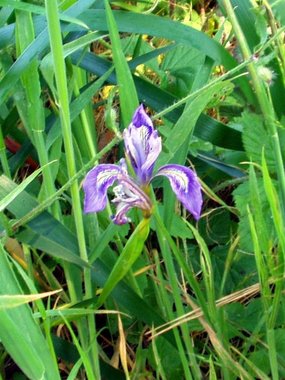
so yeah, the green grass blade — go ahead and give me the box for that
[104,0,139,125]
[0,127,10,177]
[1,0,89,28]
[60,313,94,380]
[0,1,96,103]
[0,290,61,309]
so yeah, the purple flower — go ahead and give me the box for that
[83,105,202,224]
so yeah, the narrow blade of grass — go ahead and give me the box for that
[104,0,139,125]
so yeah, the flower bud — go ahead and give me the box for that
[257,66,275,85]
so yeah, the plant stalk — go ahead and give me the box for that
[44,0,100,377]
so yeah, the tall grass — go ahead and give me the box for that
[0,0,285,379]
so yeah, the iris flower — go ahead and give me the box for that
[83,105,202,224]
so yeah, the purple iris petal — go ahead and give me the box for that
[83,164,121,213]
[124,105,161,184]
[83,105,203,225]
[154,164,203,220]
[132,104,153,129]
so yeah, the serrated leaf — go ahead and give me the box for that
[233,179,276,252]
[160,45,205,97]
[241,111,277,171]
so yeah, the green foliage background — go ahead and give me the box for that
[0,0,285,379]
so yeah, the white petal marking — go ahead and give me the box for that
[97,168,119,186]
[159,168,189,191]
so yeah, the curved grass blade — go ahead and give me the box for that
[0,289,61,309]
[81,10,236,67]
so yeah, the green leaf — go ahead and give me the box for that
[0,242,60,380]
[160,44,205,97]
[0,163,55,212]
[96,218,150,308]
[0,0,97,104]
[233,178,276,252]
[241,111,277,171]
[161,81,234,165]
[0,175,173,344]
[71,51,243,150]
[46,68,114,150]
[0,175,89,268]
[40,30,106,95]
[81,10,236,67]
[0,0,90,29]
[219,0,260,49]
[151,207,193,239]
[52,335,126,379]
[0,290,61,309]
[104,0,139,125]
[79,9,253,102]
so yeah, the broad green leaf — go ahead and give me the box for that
[79,9,253,102]
[0,242,60,380]
[197,153,245,178]
[0,163,55,212]
[160,44,205,97]
[96,218,150,308]
[0,175,89,268]
[81,10,236,67]
[240,111,279,171]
